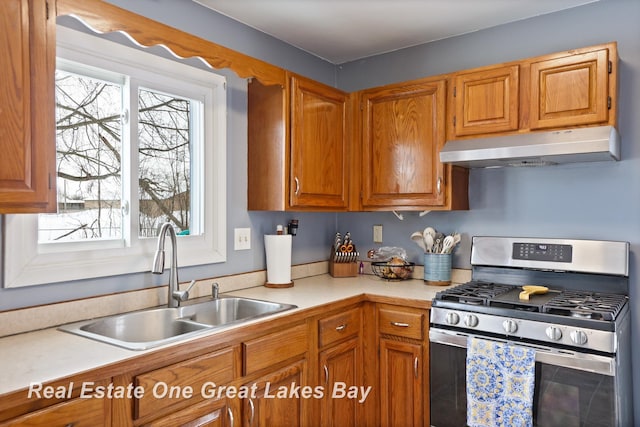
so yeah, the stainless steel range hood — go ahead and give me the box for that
[439,125,620,168]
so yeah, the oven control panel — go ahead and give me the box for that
[512,242,572,263]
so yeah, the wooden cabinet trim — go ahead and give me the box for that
[56,0,286,86]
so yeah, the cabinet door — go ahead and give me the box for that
[146,398,236,427]
[318,337,362,427]
[0,395,109,427]
[379,338,423,427]
[0,0,56,212]
[243,360,308,427]
[530,48,610,129]
[453,64,519,136]
[290,76,349,209]
[361,80,446,209]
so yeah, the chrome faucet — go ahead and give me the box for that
[152,222,191,308]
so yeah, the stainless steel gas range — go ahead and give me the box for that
[429,236,632,427]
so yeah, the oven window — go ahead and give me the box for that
[429,342,616,427]
[535,365,615,427]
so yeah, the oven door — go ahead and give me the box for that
[429,328,623,427]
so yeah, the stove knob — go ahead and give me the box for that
[464,314,479,328]
[445,312,460,325]
[545,326,563,341]
[503,319,518,334]
[570,330,588,345]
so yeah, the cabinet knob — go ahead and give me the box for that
[335,324,346,331]
[323,364,329,384]
[436,177,443,195]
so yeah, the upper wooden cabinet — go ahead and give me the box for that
[530,46,613,129]
[358,78,468,211]
[449,42,617,139]
[248,74,349,211]
[0,0,56,213]
[453,64,520,136]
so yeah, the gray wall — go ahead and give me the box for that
[336,0,640,421]
[2,0,639,419]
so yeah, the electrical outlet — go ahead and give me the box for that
[234,228,251,250]
[373,224,383,243]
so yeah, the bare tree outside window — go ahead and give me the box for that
[138,89,191,237]
[38,69,195,242]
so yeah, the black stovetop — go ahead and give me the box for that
[434,281,628,321]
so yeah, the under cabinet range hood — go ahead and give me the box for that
[439,125,620,168]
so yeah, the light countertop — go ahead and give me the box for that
[0,274,454,396]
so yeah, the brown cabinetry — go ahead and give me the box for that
[242,323,310,426]
[316,306,363,427]
[248,74,349,211]
[133,346,239,422]
[530,45,614,129]
[453,65,520,136]
[449,42,617,139]
[0,392,109,426]
[242,360,308,427]
[377,304,430,427]
[0,0,56,213]
[359,78,468,210]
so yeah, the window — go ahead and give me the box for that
[4,27,226,287]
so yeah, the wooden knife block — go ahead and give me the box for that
[329,260,358,278]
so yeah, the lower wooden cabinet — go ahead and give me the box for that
[377,304,430,427]
[145,397,236,427]
[242,360,308,427]
[0,394,110,427]
[1,299,431,427]
[313,305,365,427]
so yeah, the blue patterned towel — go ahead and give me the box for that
[466,337,536,427]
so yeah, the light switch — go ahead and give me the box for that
[234,228,251,250]
[373,225,383,243]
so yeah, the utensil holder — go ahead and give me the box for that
[424,253,452,285]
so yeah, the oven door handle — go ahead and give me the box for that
[429,328,615,376]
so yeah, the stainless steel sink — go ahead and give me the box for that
[181,296,297,327]
[59,296,296,351]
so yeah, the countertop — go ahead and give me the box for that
[0,274,454,397]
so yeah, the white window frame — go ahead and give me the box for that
[4,27,227,288]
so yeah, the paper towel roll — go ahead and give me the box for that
[264,234,293,287]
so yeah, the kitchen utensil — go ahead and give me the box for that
[411,231,427,252]
[441,235,455,254]
[423,232,434,253]
[519,285,549,301]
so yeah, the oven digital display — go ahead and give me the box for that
[512,243,572,262]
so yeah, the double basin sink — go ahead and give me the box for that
[60,296,297,350]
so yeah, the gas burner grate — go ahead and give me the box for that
[435,281,514,305]
[543,290,628,321]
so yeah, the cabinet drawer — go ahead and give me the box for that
[244,323,308,376]
[135,346,237,420]
[378,306,425,340]
[1,396,108,426]
[318,307,362,348]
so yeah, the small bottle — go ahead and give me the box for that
[276,225,284,235]
[359,261,364,275]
